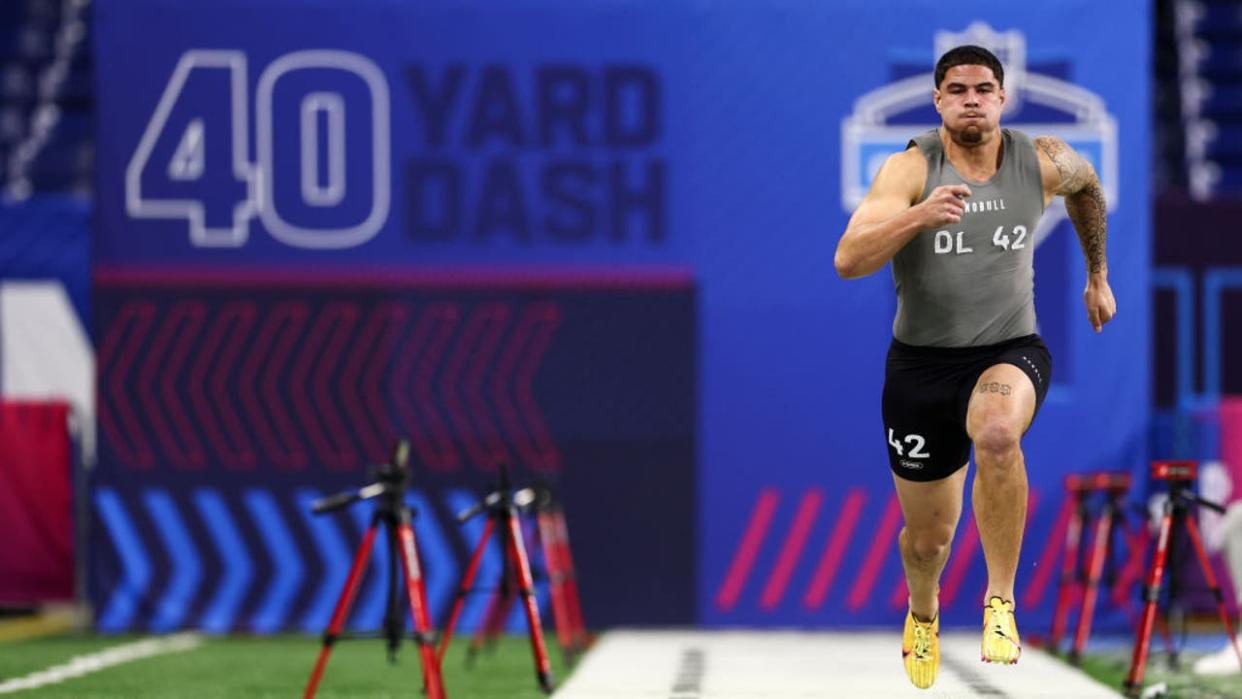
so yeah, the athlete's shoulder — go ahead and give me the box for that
[1029,133,1079,159]
[892,143,926,166]
[906,128,942,154]
[1029,134,1096,196]
[878,145,927,180]
[867,145,928,203]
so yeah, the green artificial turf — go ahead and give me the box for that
[1072,648,1242,698]
[0,633,572,698]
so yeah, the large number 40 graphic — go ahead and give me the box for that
[125,50,391,250]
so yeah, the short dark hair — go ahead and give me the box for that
[934,45,1004,88]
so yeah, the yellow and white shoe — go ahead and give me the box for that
[981,596,1021,664]
[902,608,939,689]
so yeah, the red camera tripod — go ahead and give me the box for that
[1124,460,1242,697]
[303,441,446,699]
[437,464,555,694]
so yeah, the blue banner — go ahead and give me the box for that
[93,0,1150,630]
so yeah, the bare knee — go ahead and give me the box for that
[973,416,1022,467]
[906,525,954,562]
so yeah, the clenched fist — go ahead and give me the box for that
[915,184,972,228]
[1084,275,1116,333]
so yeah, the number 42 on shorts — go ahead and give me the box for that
[888,429,931,458]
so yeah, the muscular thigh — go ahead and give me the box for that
[965,334,1051,440]
[965,363,1037,439]
[893,467,967,536]
[883,347,973,482]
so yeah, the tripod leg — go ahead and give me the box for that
[438,518,494,664]
[384,520,402,662]
[1112,524,1146,613]
[1072,504,1115,665]
[305,523,380,699]
[467,518,509,664]
[1184,513,1242,671]
[555,508,588,650]
[471,556,520,660]
[506,509,555,694]
[1050,494,1087,655]
[1124,508,1175,696]
[396,521,447,699]
[491,584,518,647]
[469,580,510,660]
[537,509,574,658]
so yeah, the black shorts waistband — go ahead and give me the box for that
[888,334,1041,360]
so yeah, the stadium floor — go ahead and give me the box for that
[7,626,1242,697]
[554,630,1124,698]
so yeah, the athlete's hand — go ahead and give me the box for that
[1084,273,1116,333]
[915,184,972,228]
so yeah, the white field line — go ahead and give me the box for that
[0,632,202,694]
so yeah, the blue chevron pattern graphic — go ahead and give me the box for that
[91,486,554,633]
[95,488,152,632]
[243,490,305,634]
[295,489,352,633]
[193,490,253,633]
[144,490,202,632]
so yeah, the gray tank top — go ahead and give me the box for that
[891,128,1045,347]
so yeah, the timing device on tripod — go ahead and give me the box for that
[437,462,555,694]
[1124,460,1242,697]
[302,440,447,699]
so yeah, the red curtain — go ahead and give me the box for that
[0,400,73,604]
[1223,398,1242,507]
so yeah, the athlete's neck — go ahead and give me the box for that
[939,127,1004,182]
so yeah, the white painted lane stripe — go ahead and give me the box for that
[0,632,202,694]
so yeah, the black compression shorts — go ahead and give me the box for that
[881,333,1052,482]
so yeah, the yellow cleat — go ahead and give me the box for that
[902,608,939,689]
[981,596,1021,664]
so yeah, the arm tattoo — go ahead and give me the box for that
[1065,179,1108,274]
[1035,136,1092,195]
[978,382,1012,395]
[1036,135,1108,274]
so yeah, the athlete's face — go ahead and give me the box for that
[934,64,1005,145]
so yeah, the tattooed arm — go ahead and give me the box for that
[1034,135,1117,333]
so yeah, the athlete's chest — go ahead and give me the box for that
[916,185,1042,261]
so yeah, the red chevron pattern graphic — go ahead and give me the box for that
[98,302,157,468]
[396,303,460,472]
[338,305,383,466]
[190,303,259,469]
[442,304,507,470]
[99,297,563,474]
[359,304,409,464]
[519,304,563,471]
[253,302,311,470]
[292,302,360,471]
[138,302,207,469]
